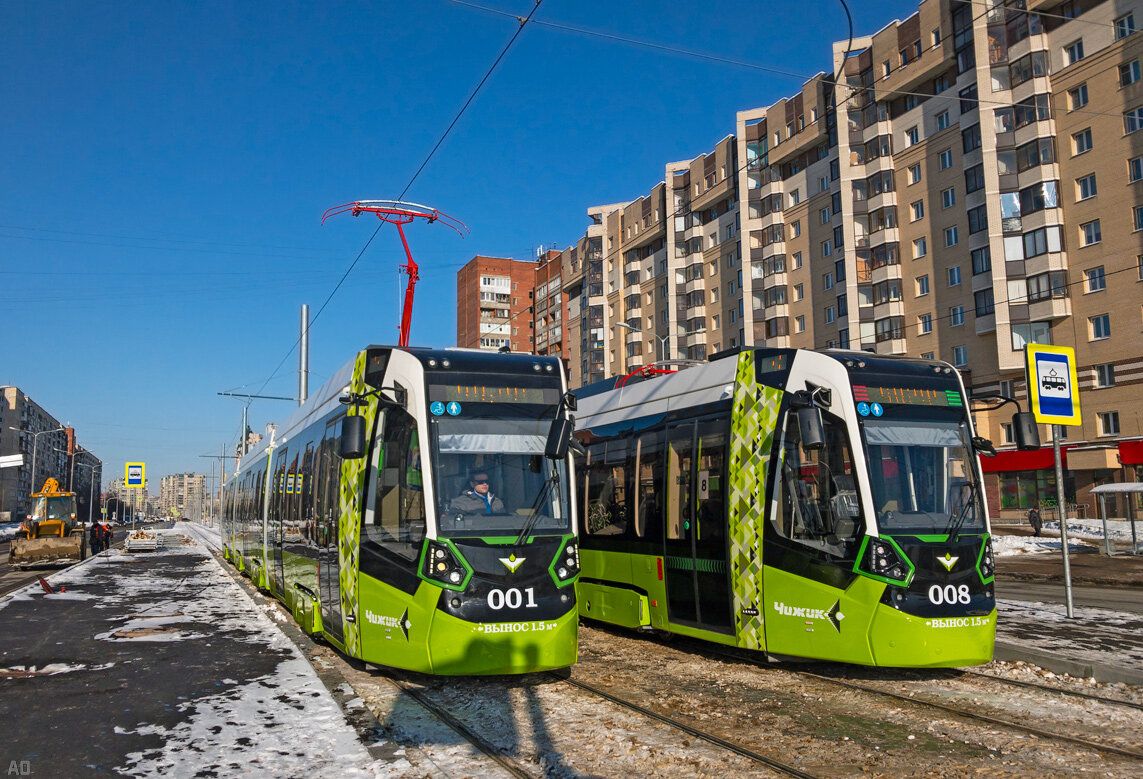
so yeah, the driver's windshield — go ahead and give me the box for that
[32,496,74,522]
[432,417,571,538]
[863,417,984,534]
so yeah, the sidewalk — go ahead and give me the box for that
[0,527,388,777]
[994,527,1143,685]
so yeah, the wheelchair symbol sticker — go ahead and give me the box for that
[857,402,870,416]
[430,401,445,416]
[446,401,462,416]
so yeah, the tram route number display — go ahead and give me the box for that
[927,583,971,606]
[486,587,538,610]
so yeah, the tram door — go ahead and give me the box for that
[317,420,343,642]
[663,419,733,633]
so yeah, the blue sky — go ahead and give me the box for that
[2,0,920,488]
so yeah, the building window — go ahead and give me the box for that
[953,345,968,366]
[1130,155,1143,183]
[1068,84,1088,110]
[968,205,988,233]
[963,124,981,152]
[948,266,962,286]
[972,246,992,275]
[1096,363,1116,388]
[919,313,933,333]
[791,220,802,238]
[913,237,928,258]
[823,272,834,290]
[795,315,806,333]
[939,149,953,169]
[945,226,959,247]
[965,164,985,193]
[1081,220,1102,246]
[821,240,832,257]
[820,207,831,224]
[794,283,804,301]
[911,200,925,221]
[941,187,956,209]
[1086,266,1106,292]
[1064,40,1084,66]
[792,252,803,269]
[906,126,920,147]
[1076,174,1097,201]
[1126,107,1143,134]
[1073,129,1093,155]
[1139,254,1143,281]
[825,306,836,323]
[1000,423,1014,445]
[1098,411,1121,436]
[790,189,801,205]
[1121,61,1142,87]
[1116,13,1137,39]
[1090,313,1111,340]
[936,111,950,131]
[916,274,930,296]
[950,305,965,326]
[1135,205,1143,231]
[975,288,995,316]
[908,163,922,184]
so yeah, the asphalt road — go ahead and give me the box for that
[995,580,1143,614]
[0,526,133,597]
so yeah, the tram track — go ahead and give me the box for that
[378,670,539,779]
[956,667,1143,712]
[551,672,821,779]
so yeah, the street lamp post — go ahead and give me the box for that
[614,321,669,363]
[9,425,66,499]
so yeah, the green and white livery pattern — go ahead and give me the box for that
[728,351,783,651]
[337,350,378,658]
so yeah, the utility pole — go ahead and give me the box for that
[299,303,309,407]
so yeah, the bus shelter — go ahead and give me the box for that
[1088,482,1143,556]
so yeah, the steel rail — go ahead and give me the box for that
[955,667,1143,713]
[379,671,538,779]
[552,673,822,779]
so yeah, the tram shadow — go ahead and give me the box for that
[383,638,587,777]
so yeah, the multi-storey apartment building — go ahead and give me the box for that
[533,249,570,370]
[160,472,205,519]
[0,387,100,522]
[456,255,538,353]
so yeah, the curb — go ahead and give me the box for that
[994,641,1143,686]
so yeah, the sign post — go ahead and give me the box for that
[1025,345,1081,618]
[125,462,145,534]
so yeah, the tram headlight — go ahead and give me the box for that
[421,541,471,590]
[858,538,913,586]
[552,539,580,584]
[978,538,995,583]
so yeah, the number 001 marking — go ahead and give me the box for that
[927,583,971,606]
[487,587,538,610]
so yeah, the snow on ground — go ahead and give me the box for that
[991,534,1095,557]
[992,518,1143,555]
[996,596,1143,673]
[0,523,21,542]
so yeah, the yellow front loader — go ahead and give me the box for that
[9,478,86,568]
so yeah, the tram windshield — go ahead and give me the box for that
[862,417,985,535]
[31,496,75,523]
[431,417,571,538]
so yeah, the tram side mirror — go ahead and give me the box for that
[972,436,997,457]
[796,407,826,451]
[545,414,575,460]
[1013,411,1041,451]
[339,415,367,459]
[563,391,578,412]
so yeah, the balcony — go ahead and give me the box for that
[1028,296,1071,322]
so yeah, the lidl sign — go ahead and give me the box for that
[1025,345,1081,426]
[125,462,146,487]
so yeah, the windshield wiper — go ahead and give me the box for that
[943,481,979,542]
[514,469,560,547]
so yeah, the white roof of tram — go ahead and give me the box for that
[575,358,739,430]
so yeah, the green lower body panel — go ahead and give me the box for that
[869,605,996,667]
[577,581,650,629]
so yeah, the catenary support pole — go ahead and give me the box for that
[299,303,309,406]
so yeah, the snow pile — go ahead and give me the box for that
[0,523,22,542]
[991,534,1094,557]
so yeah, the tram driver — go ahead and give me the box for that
[448,471,505,517]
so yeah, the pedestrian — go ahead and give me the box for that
[1028,507,1042,537]
[89,521,102,554]
[100,521,113,552]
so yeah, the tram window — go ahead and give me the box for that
[300,442,316,545]
[367,408,425,560]
[271,448,289,541]
[317,420,340,548]
[773,410,862,560]
[666,427,694,540]
[635,433,664,539]
[584,442,629,535]
[695,426,727,546]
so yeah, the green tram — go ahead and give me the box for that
[221,346,580,674]
[573,348,996,667]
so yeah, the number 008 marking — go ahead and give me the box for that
[486,587,538,610]
[927,583,971,605]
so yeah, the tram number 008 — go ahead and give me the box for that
[486,587,538,610]
[927,584,971,606]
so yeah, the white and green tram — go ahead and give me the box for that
[221,345,580,674]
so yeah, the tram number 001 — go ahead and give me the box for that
[486,587,538,610]
[927,584,971,606]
